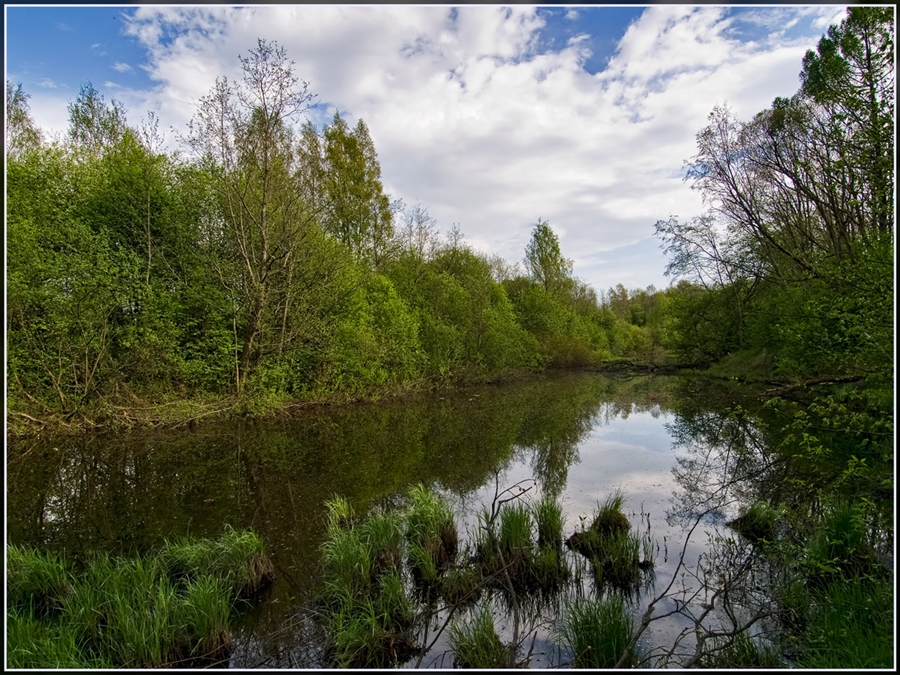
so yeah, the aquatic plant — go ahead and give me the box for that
[159,525,274,598]
[726,501,779,544]
[555,593,638,668]
[449,606,509,668]
[566,493,647,590]
[6,529,269,669]
[534,496,565,552]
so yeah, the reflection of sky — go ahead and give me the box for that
[451,408,721,666]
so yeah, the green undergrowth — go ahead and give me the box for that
[6,528,273,669]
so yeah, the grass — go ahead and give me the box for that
[6,529,272,669]
[449,606,510,668]
[797,575,893,669]
[534,496,564,552]
[726,501,779,544]
[555,593,638,668]
[565,492,649,590]
[159,525,274,598]
[590,490,631,536]
[405,484,458,573]
[697,632,784,668]
[499,502,534,566]
[6,544,73,618]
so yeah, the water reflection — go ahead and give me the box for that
[7,371,773,667]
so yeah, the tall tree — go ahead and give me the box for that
[186,38,349,392]
[322,113,393,266]
[5,80,41,158]
[523,219,572,296]
[67,82,127,157]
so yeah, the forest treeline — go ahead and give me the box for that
[5,8,893,434]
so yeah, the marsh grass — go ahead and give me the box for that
[406,484,458,573]
[534,496,564,552]
[7,529,270,669]
[6,544,73,618]
[439,565,483,606]
[499,502,534,580]
[566,493,647,590]
[555,593,638,668]
[6,608,109,669]
[798,575,893,669]
[449,606,509,668]
[803,499,877,584]
[697,632,783,668]
[726,501,779,544]
[318,496,423,668]
[159,525,274,598]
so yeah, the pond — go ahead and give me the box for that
[6,371,781,668]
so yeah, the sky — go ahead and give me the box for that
[5,4,850,293]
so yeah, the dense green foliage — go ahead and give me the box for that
[7,42,659,429]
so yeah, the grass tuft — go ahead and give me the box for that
[449,606,509,668]
[555,594,638,668]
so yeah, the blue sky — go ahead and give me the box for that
[5,5,849,292]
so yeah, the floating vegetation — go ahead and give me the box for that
[6,528,273,669]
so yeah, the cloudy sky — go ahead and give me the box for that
[6,4,848,292]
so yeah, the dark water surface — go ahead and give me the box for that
[7,372,771,668]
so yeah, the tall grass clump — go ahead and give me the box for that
[797,575,893,669]
[555,594,638,668]
[7,529,268,669]
[802,499,878,584]
[696,632,783,668]
[726,501,779,544]
[317,497,422,668]
[405,484,458,580]
[6,544,73,618]
[159,525,274,598]
[449,606,509,668]
[534,496,564,552]
[566,492,648,590]
[499,502,534,570]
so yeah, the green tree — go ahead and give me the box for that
[5,80,41,158]
[523,219,573,297]
[67,82,127,157]
[322,113,393,266]
[186,39,353,393]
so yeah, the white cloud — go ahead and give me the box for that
[104,6,840,291]
[112,62,133,73]
[38,78,61,89]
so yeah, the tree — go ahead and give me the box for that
[67,82,127,157]
[186,38,353,393]
[321,113,393,266]
[523,219,572,297]
[800,6,894,235]
[5,80,41,158]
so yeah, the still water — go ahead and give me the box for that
[6,371,773,668]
